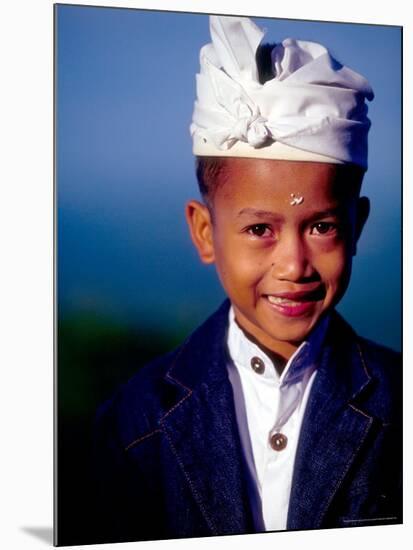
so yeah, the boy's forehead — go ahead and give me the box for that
[223,157,339,177]
[217,157,359,201]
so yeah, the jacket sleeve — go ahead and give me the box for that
[92,394,157,544]
[91,397,127,543]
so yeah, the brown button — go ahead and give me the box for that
[250,356,265,374]
[270,432,288,451]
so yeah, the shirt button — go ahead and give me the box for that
[270,432,288,451]
[250,356,265,374]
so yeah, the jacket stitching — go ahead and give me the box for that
[123,389,193,452]
[160,390,193,421]
[356,340,371,381]
[162,427,218,536]
[160,337,194,419]
[162,340,216,532]
[124,428,162,452]
[349,403,372,419]
[165,370,193,394]
[316,413,374,527]
[355,340,391,425]
[165,337,193,390]
[124,340,195,452]
[161,338,194,419]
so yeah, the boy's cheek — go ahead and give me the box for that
[312,241,349,272]
[217,261,261,289]
[309,236,346,255]
[324,262,353,302]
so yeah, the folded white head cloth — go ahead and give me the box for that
[190,16,374,168]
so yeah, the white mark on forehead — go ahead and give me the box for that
[289,193,304,206]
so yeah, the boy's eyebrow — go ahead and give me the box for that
[237,206,344,221]
[237,208,284,220]
[308,206,344,220]
[304,207,345,222]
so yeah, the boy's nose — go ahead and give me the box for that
[270,233,313,282]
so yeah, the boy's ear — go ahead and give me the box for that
[185,200,215,264]
[353,196,370,256]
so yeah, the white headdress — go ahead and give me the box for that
[190,16,374,168]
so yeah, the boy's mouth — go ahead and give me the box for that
[267,295,302,306]
[264,287,325,317]
[266,287,325,302]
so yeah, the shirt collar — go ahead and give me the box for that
[227,306,330,387]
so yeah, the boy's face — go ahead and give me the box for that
[186,158,369,357]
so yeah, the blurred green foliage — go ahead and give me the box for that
[56,311,191,545]
[58,312,189,418]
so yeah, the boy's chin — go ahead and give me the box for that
[235,308,325,355]
[259,300,330,342]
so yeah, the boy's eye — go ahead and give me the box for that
[310,222,338,236]
[247,224,272,237]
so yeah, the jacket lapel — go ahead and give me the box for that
[287,313,374,530]
[159,301,255,536]
[156,304,377,534]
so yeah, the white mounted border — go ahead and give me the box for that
[0,1,410,550]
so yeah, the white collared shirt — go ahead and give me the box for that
[226,307,329,531]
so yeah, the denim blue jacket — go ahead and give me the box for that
[93,300,402,543]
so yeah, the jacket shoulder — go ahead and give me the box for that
[329,313,401,422]
[357,335,401,365]
[356,335,401,422]
[357,335,401,384]
[94,346,182,450]
[94,300,231,450]
[331,311,401,375]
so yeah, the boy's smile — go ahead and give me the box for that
[186,158,369,359]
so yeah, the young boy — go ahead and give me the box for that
[93,15,402,543]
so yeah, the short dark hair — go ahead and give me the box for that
[195,156,228,206]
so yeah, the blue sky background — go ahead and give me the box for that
[56,5,401,350]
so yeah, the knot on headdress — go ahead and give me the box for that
[202,57,271,150]
[226,102,269,148]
